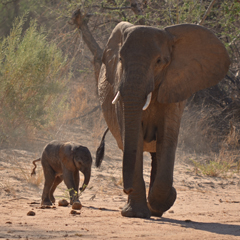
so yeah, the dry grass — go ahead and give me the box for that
[67,86,89,120]
[0,181,17,198]
[8,155,44,187]
[180,103,240,178]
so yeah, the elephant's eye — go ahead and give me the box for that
[119,57,122,61]
[157,58,161,64]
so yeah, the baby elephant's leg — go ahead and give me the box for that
[49,176,63,203]
[41,163,56,206]
[73,170,80,203]
[63,169,79,204]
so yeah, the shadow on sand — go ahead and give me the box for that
[145,217,240,237]
[85,205,119,212]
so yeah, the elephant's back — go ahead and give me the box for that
[41,141,63,168]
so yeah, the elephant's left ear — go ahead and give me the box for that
[157,24,231,103]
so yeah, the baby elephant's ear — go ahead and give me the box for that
[157,24,231,103]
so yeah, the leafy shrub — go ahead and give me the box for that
[0,16,70,144]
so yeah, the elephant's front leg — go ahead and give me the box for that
[121,130,151,218]
[63,168,79,204]
[148,102,185,217]
[148,143,177,217]
[73,170,80,203]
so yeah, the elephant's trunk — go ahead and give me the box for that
[122,100,143,194]
[80,168,91,193]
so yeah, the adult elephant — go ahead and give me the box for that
[97,22,230,218]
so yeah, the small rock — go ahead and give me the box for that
[40,205,51,209]
[58,199,69,207]
[70,210,81,215]
[168,210,174,214]
[72,202,82,210]
[30,201,39,204]
[6,221,12,224]
[27,211,35,216]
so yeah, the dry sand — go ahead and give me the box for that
[0,123,240,239]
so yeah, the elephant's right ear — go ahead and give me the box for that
[101,21,133,85]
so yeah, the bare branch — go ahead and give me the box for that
[67,105,100,123]
[102,6,131,10]
[70,9,103,82]
[129,0,145,25]
[105,0,127,21]
[198,0,216,25]
[229,33,240,47]
[168,2,174,25]
[2,0,18,6]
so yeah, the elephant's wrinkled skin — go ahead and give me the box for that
[97,22,230,218]
[31,140,92,206]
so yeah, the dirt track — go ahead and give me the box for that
[0,123,240,239]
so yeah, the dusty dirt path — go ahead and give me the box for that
[0,124,240,239]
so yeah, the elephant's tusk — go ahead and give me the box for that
[112,91,120,104]
[143,92,152,110]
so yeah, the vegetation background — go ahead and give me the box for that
[0,0,240,176]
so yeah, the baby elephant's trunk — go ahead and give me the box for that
[95,128,109,168]
[80,169,91,193]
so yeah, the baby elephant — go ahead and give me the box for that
[31,140,92,206]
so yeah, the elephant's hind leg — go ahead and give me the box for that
[148,152,157,197]
[49,176,63,203]
[41,164,56,206]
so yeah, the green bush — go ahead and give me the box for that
[0,16,70,144]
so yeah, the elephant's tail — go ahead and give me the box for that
[31,158,41,176]
[95,128,109,168]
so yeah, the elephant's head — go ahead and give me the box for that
[61,143,92,193]
[72,145,92,192]
[99,22,230,194]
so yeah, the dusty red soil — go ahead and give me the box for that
[0,123,240,239]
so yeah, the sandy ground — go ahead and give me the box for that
[0,123,240,240]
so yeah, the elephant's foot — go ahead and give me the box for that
[50,195,55,204]
[41,199,52,206]
[121,200,151,219]
[148,187,177,217]
[70,198,80,205]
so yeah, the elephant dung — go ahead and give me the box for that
[72,202,82,210]
[58,199,69,207]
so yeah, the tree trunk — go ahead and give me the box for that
[70,9,103,83]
